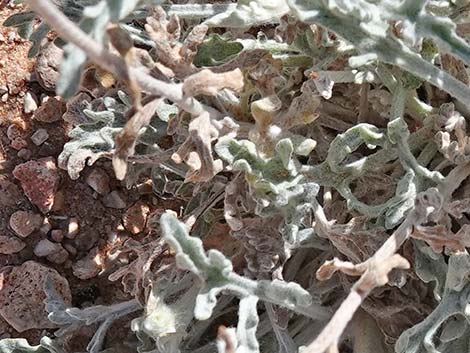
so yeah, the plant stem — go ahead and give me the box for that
[26,0,218,118]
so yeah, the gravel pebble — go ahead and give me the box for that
[10,137,27,150]
[72,247,103,279]
[0,261,71,332]
[103,190,127,209]
[17,148,32,160]
[85,168,110,195]
[66,217,79,239]
[31,128,49,146]
[51,229,64,242]
[34,238,62,257]
[23,92,38,114]
[6,124,22,141]
[9,210,43,238]
[13,157,60,214]
[123,201,150,234]
[33,96,66,123]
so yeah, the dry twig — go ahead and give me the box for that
[304,188,443,353]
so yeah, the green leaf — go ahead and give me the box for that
[193,34,243,66]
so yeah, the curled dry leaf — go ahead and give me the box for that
[145,6,207,79]
[316,257,367,281]
[171,112,225,182]
[182,68,244,97]
[412,224,470,253]
[113,98,162,180]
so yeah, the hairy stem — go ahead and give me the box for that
[26,0,218,117]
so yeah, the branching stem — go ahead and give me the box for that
[26,0,217,117]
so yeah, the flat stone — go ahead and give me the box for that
[17,148,32,160]
[51,189,65,211]
[34,239,61,257]
[63,243,77,257]
[50,229,64,242]
[0,236,26,254]
[10,137,27,150]
[23,92,38,114]
[72,247,103,279]
[6,124,22,141]
[9,210,43,238]
[34,239,69,264]
[0,261,71,332]
[46,247,69,264]
[102,191,126,209]
[33,96,66,123]
[31,129,49,146]
[85,168,110,195]
[122,201,150,235]
[13,157,60,214]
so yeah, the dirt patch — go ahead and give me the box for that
[0,5,161,344]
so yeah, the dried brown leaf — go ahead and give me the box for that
[182,69,244,97]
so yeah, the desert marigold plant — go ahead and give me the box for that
[3,0,470,352]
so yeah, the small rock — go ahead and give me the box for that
[137,180,154,194]
[38,142,57,157]
[10,137,28,151]
[66,218,79,239]
[9,210,43,238]
[122,201,151,235]
[35,240,70,264]
[102,190,126,209]
[6,124,22,141]
[51,189,65,211]
[85,168,110,195]
[7,125,27,150]
[34,238,62,257]
[47,247,69,264]
[63,243,77,257]
[0,236,26,254]
[24,92,38,114]
[72,247,103,279]
[1,93,8,102]
[0,60,5,68]
[13,157,60,213]
[0,261,71,332]
[31,128,49,146]
[0,33,5,43]
[17,148,32,160]
[40,217,52,234]
[33,96,66,123]
[0,85,7,95]
[50,229,64,242]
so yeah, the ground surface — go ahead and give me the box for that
[0,5,164,346]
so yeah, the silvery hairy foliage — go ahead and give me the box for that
[6,0,470,352]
